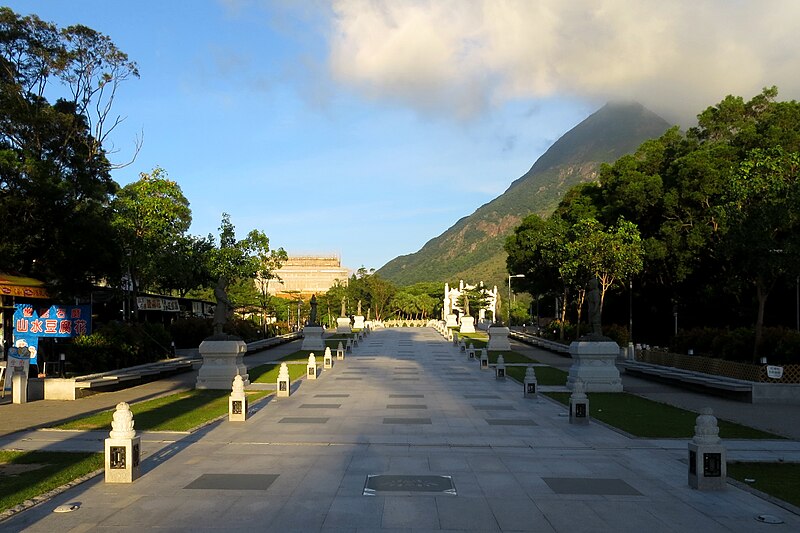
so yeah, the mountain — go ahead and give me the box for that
[377,102,671,288]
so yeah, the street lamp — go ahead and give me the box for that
[508,274,525,325]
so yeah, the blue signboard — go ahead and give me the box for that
[12,304,92,365]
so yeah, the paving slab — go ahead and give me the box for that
[2,328,800,532]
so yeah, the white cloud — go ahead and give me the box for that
[328,0,800,123]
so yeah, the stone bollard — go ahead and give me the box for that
[352,335,359,347]
[467,343,475,360]
[277,363,291,398]
[480,349,489,370]
[105,402,141,483]
[346,339,353,353]
[324,347,333,369]
[495,355,506,379]
[307,353,318,380]
[459,340,466,353]
[524,366,538,398]
[11,368,27,404]
[336,341,345,360]
[688,408,727,490]
[569,379,589,425]
[453,332,459,346]
[229,375,248,422]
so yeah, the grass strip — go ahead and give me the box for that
[728,462,800,508]
[0,450,103,513]
[54,389,270,432]
[544,392,783,439]
[249,360,311,383]
[506,366,568,386]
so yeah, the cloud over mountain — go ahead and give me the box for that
[328,0,800,123]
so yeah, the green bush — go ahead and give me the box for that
[67,321,171,375]
[671,327,800,363]
[602,324,630,346]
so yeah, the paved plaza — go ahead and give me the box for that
[2,328,800,532]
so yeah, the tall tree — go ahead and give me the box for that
[0,7,138,295]
[111,166,191,306]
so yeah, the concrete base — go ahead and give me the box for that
[301,326,325,350]
[487,326,511,351]
[229,396,248,422]
[196,338,249,389]
[459,316,476,333]
[567,338,623,392]
[353,316,365,329]
[688,442,727,490]
[336,317,352,333]
[524,378,537,398]
[569,398,590,424]
[105,436,141,483]
[12,371,27,404]
[445,314,459,328]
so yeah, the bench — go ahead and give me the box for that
[619,360,753,400]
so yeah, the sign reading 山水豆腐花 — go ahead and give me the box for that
[12,304,92,365]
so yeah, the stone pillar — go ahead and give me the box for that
[336,317,352,333]
[336,342,345,361]
[229,375,248,422]
[688,408,727,490]
[487,326,511,351]
[569,379,590,425]
[307,353,318,380]
[277,363,290,398]
[105,402,141,483]
[459,340,466,353]
[495,354,506,379]
[12,368,27,404]
[467,343,475,360]
[524,366,537,398]
[480,349,489,370]
[196,337,249,389]
[459,316,476,333]
[301,325,325,350]
[452,332,459,346]
[346,339,353,353]
[324,347,333,369]
[567,337,623,392]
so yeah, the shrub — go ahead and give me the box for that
[67,321,171,375]
[603,324,630,346]
[170,317,212,348]
[671,327,800,364]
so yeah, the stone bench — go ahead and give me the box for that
[620,361,753,399]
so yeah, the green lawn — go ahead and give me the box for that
[506,366,568,386]
[249,361,312,383]
[728,462,800,508]
[54,389,270,432]
[0,450,103,513]
[458,332,488,348]
[545,392,783,439]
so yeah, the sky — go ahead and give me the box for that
[7,0,800,273]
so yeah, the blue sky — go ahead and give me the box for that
[8,1,800,272]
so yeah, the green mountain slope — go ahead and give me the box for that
[377,102,671,288]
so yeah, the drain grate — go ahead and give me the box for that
[363,474,456,496]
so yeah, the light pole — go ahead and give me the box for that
[508,274,525,326]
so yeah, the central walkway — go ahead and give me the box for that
[3,328,799,532]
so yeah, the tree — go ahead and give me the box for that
[722,147,800,358]
[206,213,279,334]
[111,166,191,304]
[0,7,138,295]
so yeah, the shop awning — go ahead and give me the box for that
[0,273,49,299]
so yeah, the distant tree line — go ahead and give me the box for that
[505,87,800,361]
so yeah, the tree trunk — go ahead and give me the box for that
[559,288,568,341]
[753,276,769,361]
[575,288,586,338]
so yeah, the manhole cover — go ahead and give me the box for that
[756,514,784,524]
[364,475,456,496]
[53,502,81,513]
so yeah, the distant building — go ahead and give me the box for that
[266,256,349,297]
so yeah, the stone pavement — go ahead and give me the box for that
[2,328,800,532]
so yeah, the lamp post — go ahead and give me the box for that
[508,274,525,326]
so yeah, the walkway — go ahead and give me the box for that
[2,328,799,532]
